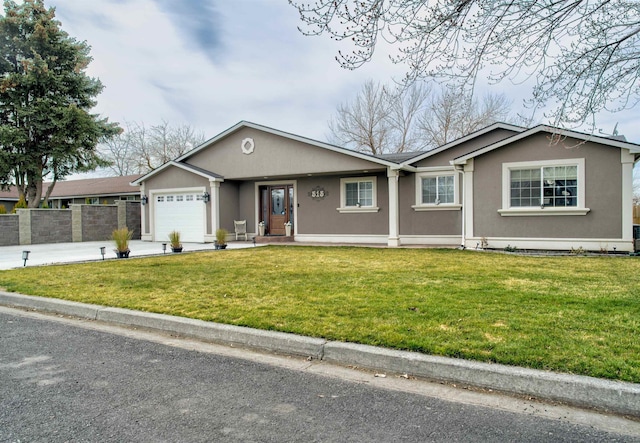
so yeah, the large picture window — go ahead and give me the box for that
[338,177,379,213]
[500,159,589,216]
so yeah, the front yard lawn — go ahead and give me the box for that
[1,246,638,382]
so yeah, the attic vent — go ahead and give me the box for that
[241,138,255,155]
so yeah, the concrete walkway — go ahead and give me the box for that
[0,240,259,270]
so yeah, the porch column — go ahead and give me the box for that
[463,159,474,244]
[621,149,634,243]
[387,169,400,247]
[210,180,221,236]
[139,182,149,240]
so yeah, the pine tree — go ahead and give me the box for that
[0,0,119,207]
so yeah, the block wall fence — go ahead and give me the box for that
[0,201,140,246]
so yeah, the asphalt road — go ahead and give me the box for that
[1,309,637,443]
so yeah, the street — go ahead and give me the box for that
[1,308,637,442]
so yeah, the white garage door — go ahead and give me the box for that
[154,192,205,243]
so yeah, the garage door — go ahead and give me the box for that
[154,192,205,243]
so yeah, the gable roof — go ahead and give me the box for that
[452,125,640,165]
[131,161,222,185]
[0,174,143,200]
[400,122,525,166]
[133,121,403,185]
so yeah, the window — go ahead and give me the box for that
[176,195,184,202]
[338,177,379,213]
[422,175,454,204]
[500,159,589,216]
[166,195,174,202]
[413,171,460,211]
[157,196,164,203]
[510,166,577,208]
[186,195,194,201]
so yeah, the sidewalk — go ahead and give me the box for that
[0,240,259,270]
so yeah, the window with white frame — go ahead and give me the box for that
[413,171,460,210]
[338,177,378,212]
[500,159,588,216]
[422,175,454,204]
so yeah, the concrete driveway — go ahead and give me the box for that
[0,240,259,270]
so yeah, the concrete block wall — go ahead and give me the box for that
[123,201,141,240]
[0,215,19,246]
[80,205,118,242]
[29,209,73,244]
[1,202,141,246]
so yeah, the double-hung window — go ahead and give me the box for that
[338,177,379,212]
[500,159,589,216]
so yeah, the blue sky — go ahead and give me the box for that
[46,0,640,149]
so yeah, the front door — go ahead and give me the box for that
[261,185,294,235]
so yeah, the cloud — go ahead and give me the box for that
[151,0,223,64]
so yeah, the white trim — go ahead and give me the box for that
[453,125,640,165]
[500,158,586,215]
[399,235,462,245]
[210,181,220,235]
[463,236,634,252]
[463,160,474,239]
[621,149,634,241]
[388,169,400,247]
[498,208,590,216]
[132,161,223,185]
[402,122,525,166]
[140,182,147,237]
[337,176,379,212]
[412,204,462,211]
[176,121,399,168]
[413,169,460,210]
[294,234,387,244]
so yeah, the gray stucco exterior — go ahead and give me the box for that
[133,121,640,252]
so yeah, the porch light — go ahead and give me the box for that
[141,195,148,205]
[100,246,106,260]
[202,191,210,203]
[22,250,30,267]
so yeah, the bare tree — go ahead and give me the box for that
[329,80,511,154]
[418,87,512,147]
[328,80,392,155]
[100,121,206,175]
[290,0,640,128]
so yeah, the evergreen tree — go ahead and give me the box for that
[0,0,119,207]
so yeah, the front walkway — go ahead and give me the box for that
[0,240,258,270]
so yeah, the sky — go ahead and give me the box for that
[39,0,640,158]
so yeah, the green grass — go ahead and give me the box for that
[1,246,639,382]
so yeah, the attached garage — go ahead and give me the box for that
[153,191,205,243]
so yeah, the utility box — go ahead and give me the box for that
[634,224,640,252]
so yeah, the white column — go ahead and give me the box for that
[210,180,221,236]
[621,149,634,242]
[463,159,474,244]
[140,182,152,241]
[387,169,400,247]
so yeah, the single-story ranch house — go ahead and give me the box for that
[132,121,640,252]
[0,174,143,211]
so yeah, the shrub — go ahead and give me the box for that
[12,196,28,213]
[0,204,6,214]
[168,230,181,248]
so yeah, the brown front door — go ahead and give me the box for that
[261,185,293,235]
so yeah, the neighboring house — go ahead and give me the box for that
[0,174,143,211]
[132,121,640,252]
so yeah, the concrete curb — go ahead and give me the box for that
[1,291,638,417]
